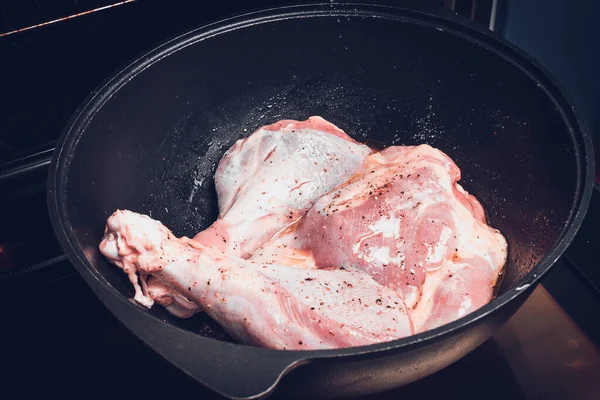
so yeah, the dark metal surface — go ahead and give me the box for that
[45,3,594,399]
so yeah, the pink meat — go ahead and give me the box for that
[258,144,507,331]
[99,117,508,345]
[100,210,413,350]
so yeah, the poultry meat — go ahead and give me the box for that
[99,116,507,349]
[100,210,413,350]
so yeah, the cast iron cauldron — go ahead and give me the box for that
[47,3,594,399]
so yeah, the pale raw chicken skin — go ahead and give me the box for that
[193,116,371,258]
[100,210,414,350]
[259,144,507,332]
[145,276,201,318]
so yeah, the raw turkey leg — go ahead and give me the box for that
[100,210,413,350]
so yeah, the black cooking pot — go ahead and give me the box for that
[47,3,594,399]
